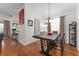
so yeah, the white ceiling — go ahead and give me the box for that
[0,3,24,17]
[0,3,76,18]
[27,3,76,18]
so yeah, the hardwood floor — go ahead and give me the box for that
[0,39,79,56]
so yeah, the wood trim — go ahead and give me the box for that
[4,20,11,39]
[60,16,65,34]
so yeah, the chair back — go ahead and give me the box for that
[60,33,65,45]
[52,31,58,34]
[55,33,65,44]
[55,33,65,56]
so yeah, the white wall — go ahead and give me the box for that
[18,25,26,45]
[64,9,77,44]
[24,4,34,45]
[20,4,41,45]
[25,3,45,45]
[52,8,77,44]
[17,3,77,46]
[0,14,10,23]
[77,4,79,51]
[40,8,77,44]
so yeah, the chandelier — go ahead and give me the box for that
[45,3,52,24]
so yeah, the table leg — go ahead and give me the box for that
[40,39,51,56]
[40,40,54,56]
[40,39,44,53]
[60,40,64,56]
[45,40,55,56]
[45,40,51,55]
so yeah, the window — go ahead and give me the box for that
[40,24,47,32]
[0,23,4,33]
[51,18,60,33]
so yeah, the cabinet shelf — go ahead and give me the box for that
[69,21,77,47]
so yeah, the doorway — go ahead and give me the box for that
[34,18,40,35]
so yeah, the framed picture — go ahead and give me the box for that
[28,20,33,26]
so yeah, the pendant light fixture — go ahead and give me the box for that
[47,3,51,32]
[45,3,52,24]
[48,3,51,22]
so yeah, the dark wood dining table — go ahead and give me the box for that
[33,33,61,56]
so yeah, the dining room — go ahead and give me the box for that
[0,3,79,56]
[1,1,79,59]
[24,3,78,56]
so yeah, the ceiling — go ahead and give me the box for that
[0,3,24,17]
[27,3,76,19]
[0,3,77,18]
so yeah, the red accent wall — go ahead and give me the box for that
[19,9,24,25]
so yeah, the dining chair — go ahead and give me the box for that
[54,33,65,56]
[44,31,58,48]
[52,31,58,34]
